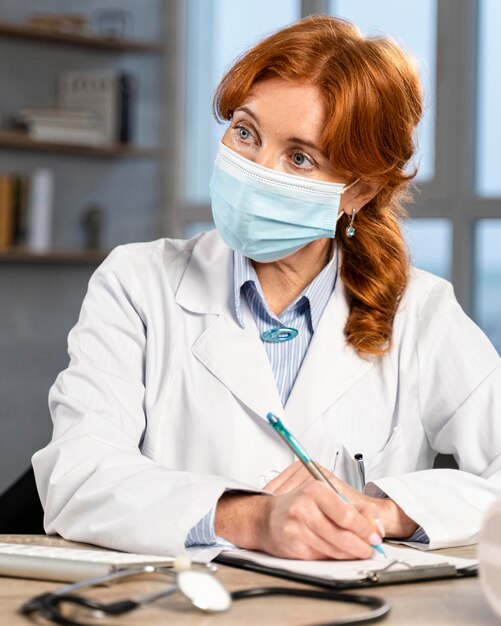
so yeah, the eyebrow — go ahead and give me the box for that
[234,106,259,123]
[288,137,322,152]
[233,106,322,153]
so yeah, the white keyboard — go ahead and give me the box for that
[0,542,174,582]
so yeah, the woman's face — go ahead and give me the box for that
[222,78,348,184]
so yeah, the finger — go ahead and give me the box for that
[266,461,341,495]
[284,484,375,560]
[274,462,337,494]
[318,468,349,495]
[275,501,366,561]
[307,482,381,548]
[271,472,312,495]
[358,501,386,538]
[292,525,361,561]
[264,461,310,493]
[304,507,375,560]
[313,461,334,478]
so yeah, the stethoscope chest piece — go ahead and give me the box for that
[177,569,232,612]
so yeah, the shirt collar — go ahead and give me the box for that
[233,252,259,327]
[233,247,338,330]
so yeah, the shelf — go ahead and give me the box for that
[0,131,162,159]
[0,248,107,265]
[0,19,165,53]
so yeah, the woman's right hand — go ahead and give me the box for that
[214,482,383,560]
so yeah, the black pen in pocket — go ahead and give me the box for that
[354,453,366,490]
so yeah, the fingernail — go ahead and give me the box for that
[369,532,383,546]
[375,518,386,537]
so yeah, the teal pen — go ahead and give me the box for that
[266,412,386,558]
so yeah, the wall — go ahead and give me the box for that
[0,0,167,492]
[0,265,96,491]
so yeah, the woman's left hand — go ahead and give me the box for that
[264,461,418,539]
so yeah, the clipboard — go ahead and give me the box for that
[215,551,478,590]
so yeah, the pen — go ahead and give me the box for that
[266,412,386,558]
[354,453,366,490]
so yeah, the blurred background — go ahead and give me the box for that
[0,0,499,494]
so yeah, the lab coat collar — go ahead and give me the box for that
[176,230,285,421]
[175,230,233,315]
[176,230,372,428]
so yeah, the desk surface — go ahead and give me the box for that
[0,535,497,626]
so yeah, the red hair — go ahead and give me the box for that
[214,15,423,356]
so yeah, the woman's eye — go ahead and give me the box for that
[291,152,313,169]
[237,126,251,141]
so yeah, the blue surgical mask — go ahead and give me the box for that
[209,142,355,262]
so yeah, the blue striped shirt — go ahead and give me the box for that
[233,250,338,405]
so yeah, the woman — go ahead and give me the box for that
[33,16,501,560]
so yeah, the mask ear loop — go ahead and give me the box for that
[336,177,360,222]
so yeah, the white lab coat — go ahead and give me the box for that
[33,230,501,556]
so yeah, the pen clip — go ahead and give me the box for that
[331,449,340,475]
[359,560,457,584]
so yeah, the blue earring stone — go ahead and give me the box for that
[261,327,298,343]
[346,225,356,238]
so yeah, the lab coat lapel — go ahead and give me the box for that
[175,231,285,423]
[192,305,285,422]
[285,280,373,434]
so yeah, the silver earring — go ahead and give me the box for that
[346,208,357,238]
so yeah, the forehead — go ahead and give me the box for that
[237,78,326,141]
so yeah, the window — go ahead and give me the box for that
[474,220,501,353]
[185,221,214,239]
[184,0,300,203]
[405,219,451,280]
[476,0,501,196]
[328,0,437,183]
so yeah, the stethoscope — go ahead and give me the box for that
[20,559,390,626]
[21,562,230,625]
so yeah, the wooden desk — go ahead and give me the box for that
[0,535,498,625]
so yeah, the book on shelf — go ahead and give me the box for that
[0,170,53,252]
[117,73,136,143]
[16,107,102,145]
[0,175,15,249]
[17,107,99,128]
[27,13,89,34]
[57,69,136,144]
[0,175,30,250]
[28,124,103,145]
[27,168,54,252]
[12,175,29,246]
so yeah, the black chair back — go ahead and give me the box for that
[0,466,45,534]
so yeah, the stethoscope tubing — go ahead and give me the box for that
[231,587,390,625]
[23,585,390,626]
